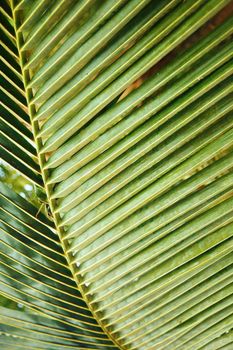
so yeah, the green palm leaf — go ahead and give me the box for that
[1,0,42,187]
[1,0,233,349]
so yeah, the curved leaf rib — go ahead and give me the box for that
[1,1,120,348]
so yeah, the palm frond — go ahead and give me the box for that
[1,0,233,349]
[1,0,43,187]
[0,183,117,348]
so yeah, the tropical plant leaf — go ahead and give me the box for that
[1,1,43,187]
[0,305,118,350]
[0,183,117,349]
[1,0,233,349]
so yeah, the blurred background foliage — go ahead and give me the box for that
[1,162,35,201]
